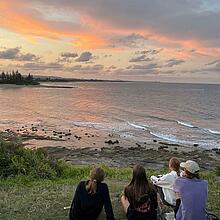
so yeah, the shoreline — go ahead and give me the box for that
[1,126,219,170]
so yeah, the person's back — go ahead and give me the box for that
[124,185,157,220]
[151,157,180,206]
[70,181,113,220]
[174,160,209,220]
[121,164,157,220]
[69,167,115,220]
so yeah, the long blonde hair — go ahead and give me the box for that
[86,167,105,195]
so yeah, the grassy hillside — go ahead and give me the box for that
[0,140,219,219]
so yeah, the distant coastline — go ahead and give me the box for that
[0,71,39,85]
[0,71,130,86]
[34,76,128,83]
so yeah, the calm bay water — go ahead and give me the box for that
[0,82,219,149]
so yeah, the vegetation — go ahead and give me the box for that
[0,140,219,219]
[0,70,39,85]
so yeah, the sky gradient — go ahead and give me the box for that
[0,0,220,83]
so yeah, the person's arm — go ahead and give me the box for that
[69,182,82,220]
[174,198,181,217]
[153,173,175,188]
[102,184,115,220]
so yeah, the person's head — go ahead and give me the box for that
[131,164,148,184]
[180,160,200,179]
[169,157,180,175]
[86,167,105,194]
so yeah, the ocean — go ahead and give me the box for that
[0,81,219,149]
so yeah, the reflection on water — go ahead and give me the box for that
[0,82,220,149]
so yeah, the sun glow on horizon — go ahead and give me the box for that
[0,0,219,83]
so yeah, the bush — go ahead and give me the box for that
[0,141,59,179]
[215,165,220,176]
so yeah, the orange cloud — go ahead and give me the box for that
[0,1,106,49]
[1,0,220,57]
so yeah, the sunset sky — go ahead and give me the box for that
[0,0,220,83]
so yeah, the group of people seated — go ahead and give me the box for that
[69,158,211,220]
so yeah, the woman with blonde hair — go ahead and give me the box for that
[121,164,158,220]
[69,167,115,220]
[151,157,180,207]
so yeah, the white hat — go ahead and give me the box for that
[180,160,200,174]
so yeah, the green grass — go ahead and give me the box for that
[0,140,219,219]
[0,166,219,220]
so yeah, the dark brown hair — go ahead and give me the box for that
[124,164,157,209]
[169,157,180,176]
[86,167,105,195]
[184,169,200,179]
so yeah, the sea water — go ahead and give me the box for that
[0,81,219,149]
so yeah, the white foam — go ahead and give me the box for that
[128,122,148,130]
[72,121,130,132]
[177,121,194,128]
[205,129,220,135]
[149,131,191,145]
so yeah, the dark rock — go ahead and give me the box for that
[105,140,113,144]
[59,135,62,138]
[65,133,71,136]
[193,144,199,147]
[212,148,220,154]
[136,143,141,147]
[105,140,119,145]
[158,141,179,146]
[158,146,169,150]
[153,140,157,143]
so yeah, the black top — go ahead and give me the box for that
[69,181,115,220]
[124,185,158,220]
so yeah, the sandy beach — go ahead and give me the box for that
[1,123,219,170]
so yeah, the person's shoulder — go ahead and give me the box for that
[174,176,187,184]
[199,179,208,185]
[162,171,177,179]
[99,182,109,189]
[78,180,86,188]
[79,180,86,185]
[170,170,178,176]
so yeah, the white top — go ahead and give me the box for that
[151,170,178,206]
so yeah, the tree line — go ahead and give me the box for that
[0,70,39,85]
